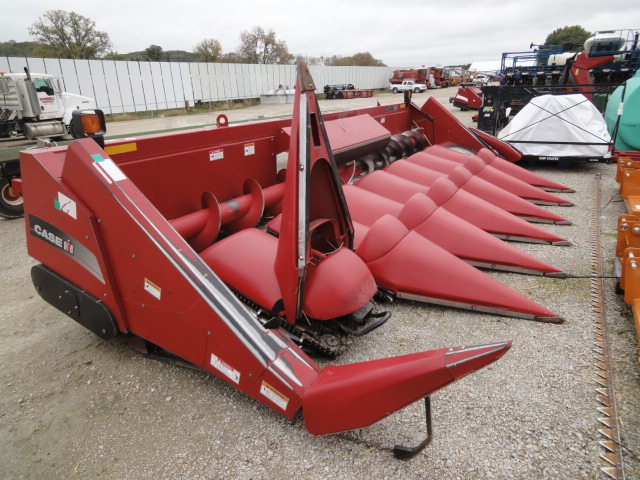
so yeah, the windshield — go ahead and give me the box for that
[33,78,55,96]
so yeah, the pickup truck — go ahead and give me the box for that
[471,75,490,85]
[390,80,428,93]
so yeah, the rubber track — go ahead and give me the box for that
[591,173,626,479]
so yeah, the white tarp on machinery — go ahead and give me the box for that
[497,94,611,157]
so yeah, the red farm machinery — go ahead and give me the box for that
[390,66,458,89]
[18,61,579,455]
[323,84,374,99]
[452,29,640,137]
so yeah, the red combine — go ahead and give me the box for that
[19,62,576,454]
[390,67,455,88]
[389,68,429,86]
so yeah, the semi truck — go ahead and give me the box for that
[0,68,96,218]
[0,68,96,140]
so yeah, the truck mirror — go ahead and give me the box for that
[70,109,107,148]
[403,89,412,106]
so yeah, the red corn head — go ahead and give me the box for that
[419,146,574,205]
[384,159,570,224]
[344,185,566,276]
[304,341,513,435]
[355,170,570,245]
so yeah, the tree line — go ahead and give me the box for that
[0,10,387,67]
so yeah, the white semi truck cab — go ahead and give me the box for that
[0,68,96,140]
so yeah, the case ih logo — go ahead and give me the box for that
[29,215,74,255]
[27,214,104,283]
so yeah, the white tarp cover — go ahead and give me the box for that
[497,94,611,157]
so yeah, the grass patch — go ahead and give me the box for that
[528,276,591,300]
[105,98,260,123]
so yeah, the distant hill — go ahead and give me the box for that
[113,50,199,62]
[0,41,41,57]
[0,42,199,63]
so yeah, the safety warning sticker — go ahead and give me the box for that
[260,381,289,411]
[210,354,241,384]
[143,278,161,300]
[210,149,224,161]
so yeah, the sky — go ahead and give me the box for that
[2,0,639,67]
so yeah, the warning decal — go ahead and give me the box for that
[143,278,161,300]
[210,354,241,384]
[260,381,289,411]
[210,149,224,161]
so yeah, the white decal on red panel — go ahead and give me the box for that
[210,353,241,384]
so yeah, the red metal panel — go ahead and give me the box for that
[304,342,512,435]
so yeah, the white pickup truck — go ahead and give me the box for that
[390,80,428,93]
[471,75,490,85]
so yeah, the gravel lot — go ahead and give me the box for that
[1,88,639,479]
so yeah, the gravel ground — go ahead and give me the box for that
[1,89,639,479]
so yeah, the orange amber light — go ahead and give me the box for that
[80,112,102,134]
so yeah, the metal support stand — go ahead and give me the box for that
[393,396,433,459]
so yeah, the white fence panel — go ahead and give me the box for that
[6,57,29,75]
[3,57,398,114]
[26,58,46,75]
[180,62,194,106]
[149,62,165,110]
[168,62,183,108]
[214,63,229,100]
[255,64,268,95]
[190,63,203,102]
[43,59,64,83]
[88,60,110,113]
[74,60,95,99]
[138,62,155,110]
[59,59,81,96]
[115,62,135,112]
[127,62,148,111]
[160,62,177,108]
[102,61,123,114]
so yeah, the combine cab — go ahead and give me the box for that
[20,61,579,452]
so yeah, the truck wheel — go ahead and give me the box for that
[0,177,24,219]
[413,87,420,93]
[392,87,398,93]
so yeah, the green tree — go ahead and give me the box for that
[236,26,294,64]
[29,10,112,59]
[545,25,592,49]
[219,52,241,63]
[194,38,222,62]
[324,52,386,67]
[0,40,41,57]
[103,51,126,60]
[295,55,324,66]
[145,45,164,62]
